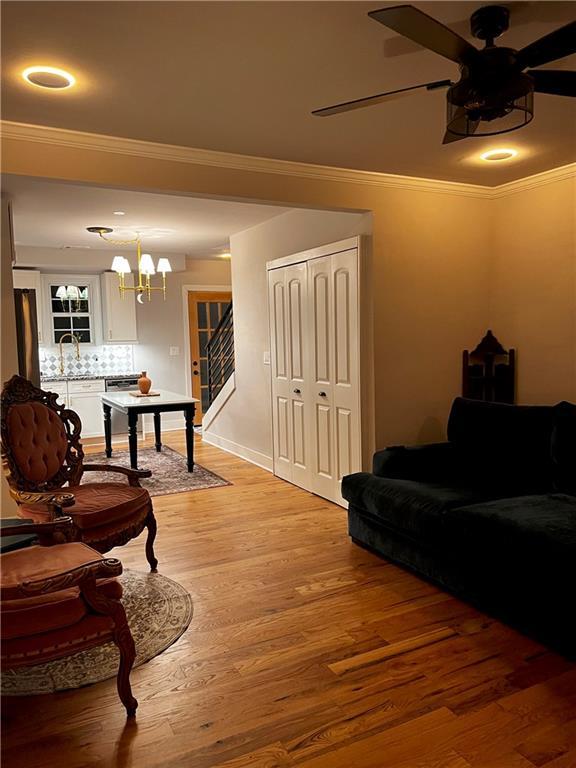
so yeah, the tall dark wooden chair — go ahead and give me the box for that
[1,375,158,571]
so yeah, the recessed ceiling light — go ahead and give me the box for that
[22,66,76,90]
[113,211,126,216]
[219,252,231,259]
[480,148,518,162]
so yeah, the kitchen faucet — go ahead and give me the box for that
[58,333,81,375]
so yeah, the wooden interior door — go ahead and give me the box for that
[188,291,232,424]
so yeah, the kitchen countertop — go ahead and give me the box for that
[41,373,140,383]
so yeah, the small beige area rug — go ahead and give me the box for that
[2,569,193,696]
[85,445,230,497]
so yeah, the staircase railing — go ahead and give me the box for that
[206,302,234,406]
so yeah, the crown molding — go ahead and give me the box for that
[1,121,574,201]
[488,161,576,198]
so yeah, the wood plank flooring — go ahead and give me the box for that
[2,432,575,768]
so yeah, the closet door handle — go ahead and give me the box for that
[318,391,327,397]
[293,388,301,395]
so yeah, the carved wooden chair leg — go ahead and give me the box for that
[145,510,158,573]
[114,619,138,718]
[80,569,138,717]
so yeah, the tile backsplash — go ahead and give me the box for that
[40,344,136,378]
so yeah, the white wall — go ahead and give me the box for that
[133,258,231,429]
[204,209,372,466]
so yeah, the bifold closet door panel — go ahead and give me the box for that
[332,249,361,487]
[308,255,337,501]
[268,268,292,481]
[286,263,312,489]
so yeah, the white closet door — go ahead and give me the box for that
[286,263,312,489]
[268,269,292,481]
[308,255,337,500]
[268,263,311,486]
[268,238,362,506]
[331,249,360,500]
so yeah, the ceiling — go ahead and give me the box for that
[3,176,289,257]
[1,1,575,185]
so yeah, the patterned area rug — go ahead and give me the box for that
[84,445,230,496]
[2,569,193,695]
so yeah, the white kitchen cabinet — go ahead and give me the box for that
[43,379,106,437]
[101,272,138,343]
[12,269,45,343]
[68,379,105,437]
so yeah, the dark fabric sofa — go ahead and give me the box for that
[342,398,576,657]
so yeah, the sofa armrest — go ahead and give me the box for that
[372,442,458,482]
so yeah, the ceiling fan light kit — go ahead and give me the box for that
[313,4,576,144]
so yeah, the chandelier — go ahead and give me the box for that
[87,226,172,301]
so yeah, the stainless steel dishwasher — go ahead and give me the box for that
[104,377,142,435]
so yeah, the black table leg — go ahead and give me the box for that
[184,405,195,472]
[128,411,139,470]
[103,403,112,458]
[154,411,162,452]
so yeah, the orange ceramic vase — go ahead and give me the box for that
[138,371,152,395]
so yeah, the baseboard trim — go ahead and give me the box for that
[201,432,273,472]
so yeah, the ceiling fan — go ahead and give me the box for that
[312,4,576,143]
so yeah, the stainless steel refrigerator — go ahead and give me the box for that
[14,288,41,387]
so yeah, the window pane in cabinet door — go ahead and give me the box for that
[72,316,90,330]
[54,317,72,330]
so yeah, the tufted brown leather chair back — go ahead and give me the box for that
[1,375,84,491]
[7,402,69,483]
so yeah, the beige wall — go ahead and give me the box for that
[1,194,19,514]
[490,176,576,404]
[2,133,573,457]
[133,259,231,406]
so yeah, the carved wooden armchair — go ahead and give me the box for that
[1,516,138,716]
[1,375,157,571]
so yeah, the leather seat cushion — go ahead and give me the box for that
[21,483,151,529]
[1,543,122,640]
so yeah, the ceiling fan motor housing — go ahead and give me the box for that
[470,5,510,42]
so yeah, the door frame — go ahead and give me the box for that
[181,284,232,405]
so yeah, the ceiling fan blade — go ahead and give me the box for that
[443,109,479,144]
[516,20,576,69]
[368,5,479,66]
[312,79,451,117]
[528,69,576,97]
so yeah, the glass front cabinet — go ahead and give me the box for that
[42,274,103,347]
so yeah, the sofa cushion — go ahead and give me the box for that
[551,401,576,495]
[342,472,489,542]
[444,494,576,575]
[447,397,555,494]
[21,483,150,530]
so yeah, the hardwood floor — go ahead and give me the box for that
[2,432,575,768]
